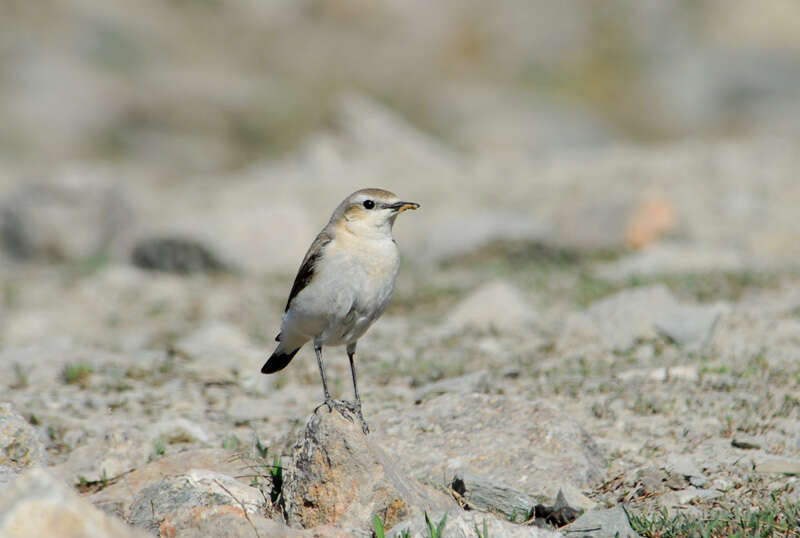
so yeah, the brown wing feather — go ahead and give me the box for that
[284,231,332,312]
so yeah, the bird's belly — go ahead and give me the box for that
[283,237,399,346]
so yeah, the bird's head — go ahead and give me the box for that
[332,188,419,238]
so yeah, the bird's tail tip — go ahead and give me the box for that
[260,347,300,374]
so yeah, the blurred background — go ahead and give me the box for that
[3,0,800,170]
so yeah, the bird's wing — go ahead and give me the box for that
[284,230,332,312]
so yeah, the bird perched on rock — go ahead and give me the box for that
[261,188,419,433]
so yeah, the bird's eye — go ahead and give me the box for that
[362,200,375,209]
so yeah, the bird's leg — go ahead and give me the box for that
[347,343,369,434]
[313,344,335,413]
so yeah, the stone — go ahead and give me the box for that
[0,403,46,476]
[149,418,210,445]
[0,468,147,538]
[563,506,640,538]
[654,305,721,349]
[594,243,748,281]
[387,510,562,538]
[450,472,538,520]
[673,487,722,505]
[624,197,677,250]
[586,285,678,352]
[89,449,251,520]
[130,236,232,274]
[585,284,720,352]
[372,394,606,500]
[0,173,132,261]
[443,279,537,332]
[128,469,268,537]
[413,371,490,403]
[731,435,763,450]
[665,455,707,488]
[283,409,454,533]
[172,323,262,384]
[51,430,151,485]
[755,458,800,475]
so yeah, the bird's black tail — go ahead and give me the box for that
[261,347,300,374]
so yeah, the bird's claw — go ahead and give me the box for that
[313,399,370,434]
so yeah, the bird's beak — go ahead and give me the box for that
[388,201,420,213]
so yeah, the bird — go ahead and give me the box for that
[260,188,419,433]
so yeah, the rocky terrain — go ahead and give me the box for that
[2,2,800,537]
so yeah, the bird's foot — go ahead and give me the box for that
[313,397,336,414]
[348,400,370,435]
[313,399,369,434]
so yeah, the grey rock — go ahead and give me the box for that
[131,236,232,274]
[88,449,251,520]
[585,284,721,352]
[387,510,562,538]
[172,323,262,384]
[0,403,46,477]
[755,458,800,475]
[654,305,721,349]
[665,455,707,488]
[283,408,455,533]
[594,243,748,281]
[0,468,147,538]
[373,394,606,500]
[443,279,537,332]
[413,371,490,403]
[128,469,267,536]
[0,174,132,261]
[563,506,640,538]
[450,472,538,520]
[672,487,722,505]
[551,199,635,251]
[731,435,763,450]
[586,285,678,352]
[51,430,151,484]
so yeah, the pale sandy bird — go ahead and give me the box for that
[261,188,419,433]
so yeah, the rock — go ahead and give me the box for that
[443,279,537,332]
[551,199,635,251]
[554,483,597,512]
[617,366,699,383]
[755,458,800,475]
[0,173,132,261]
[413,371,490,403]
[128,469,268,537]
[51,430,151,485]
[172,323,262,384]
[372,394,606,500]
[0,468,147,538]
[586,284,678,352]
[563,506,640,538]
[283,409,454,533]
[89,449,251,520]
[624,197,677,250]
[387,510,562,538]
[594,242,748,281]
[668,487,722,505]
[0,403,46,477]
[665,455,707,488]
[731,435,763,450]
[654,305,721,349]
[131,236,232,274]
[419,212,550,265]
[149,418,210,446]
[584,284,720,352]
[450,472,538,520]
